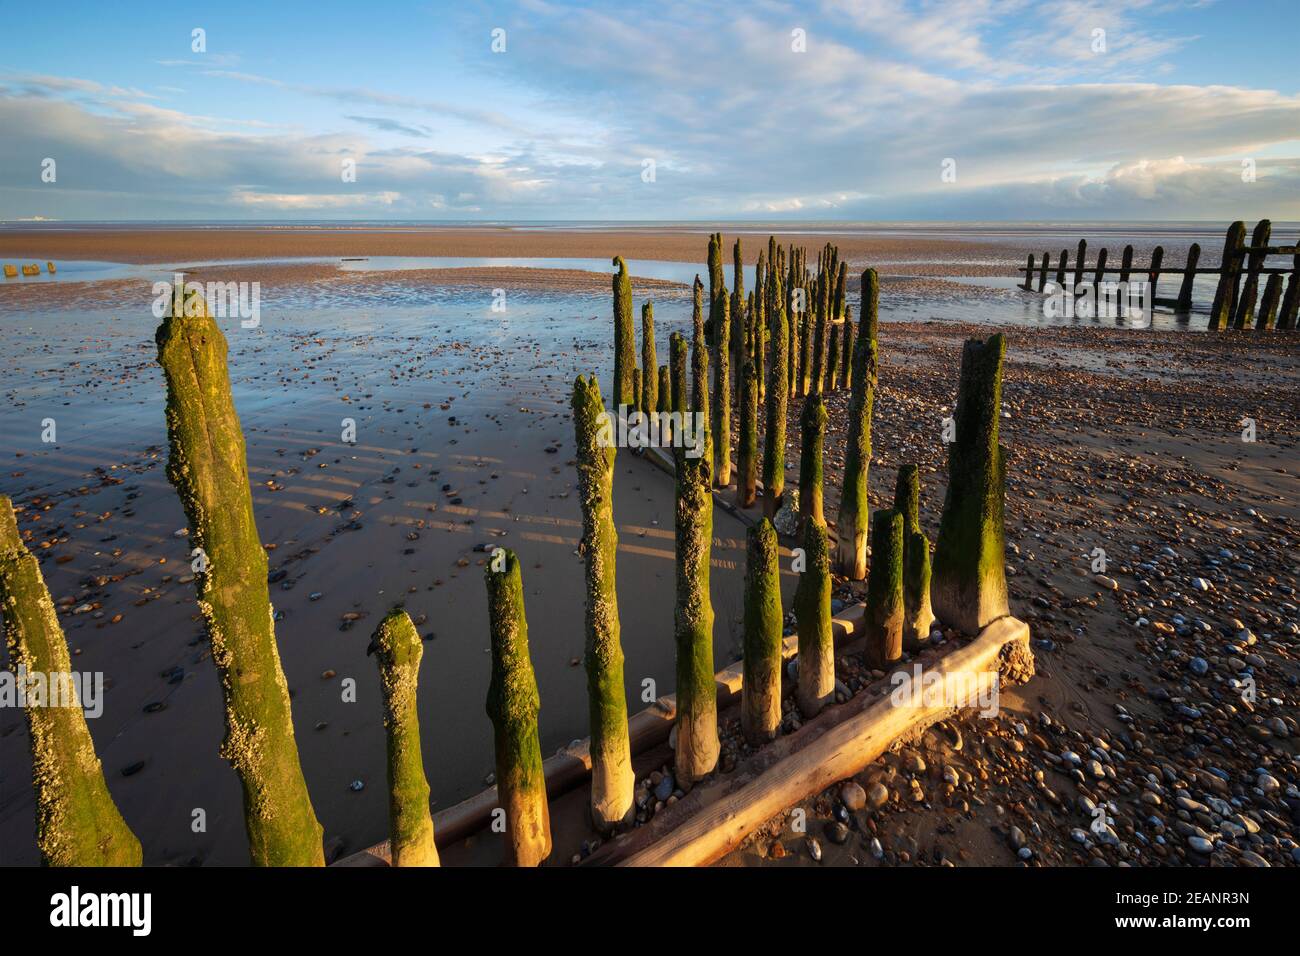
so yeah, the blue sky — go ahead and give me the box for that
[1,0,1297,220]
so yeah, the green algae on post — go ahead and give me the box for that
[742,519,783,745]
[762,286,790,520]
[484,549,552,866]
[673,335,719,784]
[571,375,634,831]
[0,495,141,867]
[711,283,731,488]
[367,609,438,867]
[640,302,658,417]
[835,269,878,579]
[932,333,1011,635]
[736,361,758,509]
[155,290,323,867]
[794,517,834,718]
[612,256,636,409]
[865,508,904,670]
[894,465,935,649]
[798,393,827,530]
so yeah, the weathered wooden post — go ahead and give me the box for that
[1233,220,1272,329]
[1147,245,1164,302]
[737,362,758,508]
[1256,273,1283,330]
[711,283,731,488]
[794,518,834,717]
[836,269,878,580]
[1093,248,1109,291]
[1072,239,1087,290]
[1175,243,1200,312]
[1021,254,1035,291]
[1119,245,1134,284]
[485,549,552,866]
[672,335,719,784]
[827,322,842,391]
[931,333,1010,634]
[156,289,324,867]
[640,302,657,418]
[368,609,439,867]
[763,286,789,520]
[1278,253,1300,330]
[692,276,705,350]
[841,304,855,392]
[1037,252,1050,292]
[572,375,634,831]
[0,496,142,866]
[657,364,672,444]
[732,239,746,393]
[811,277,829,394]
[631,368,642,415]
[864,509,904,670]
[1209,221,1246,330]
[742,519,783,745]
[612,256,636,408]
[798,394,826,531]
[894,466,935,650]
[1055,249,1068,287]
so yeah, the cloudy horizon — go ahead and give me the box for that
[2,0,1298,222]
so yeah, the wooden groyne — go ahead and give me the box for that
[1018,220,1300,329]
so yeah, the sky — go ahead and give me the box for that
[1,0,1298,221]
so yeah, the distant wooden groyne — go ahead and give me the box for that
[1018,219,1299,330]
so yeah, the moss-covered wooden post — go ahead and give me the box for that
[0,495,141,867]
[631,368,642,417]
[827,322,841,391]
[737,361,758,508]
[841,304,855,393]
[742,518,782,745]
[156,290,323,867]
[572,375,634,831]
[657,363,672,444]
[612,256,636,408]
[1209,221,1246,330]
[894,465,935,650]
[731,238,746,390]
[798,394,826,530]
[1233,219,1271,329]
[1278,253,1300,330]
[673,335,719,784]
[931,333,1010,634]
[485,549,551,866]
[763,287,789,520]
[367,609,438,867]
[835,269,878,579]
[692,276,705,352]
[865,509,904,670]
[711,283,732,488]
[794,517,833,717]
[640,302,657,418]
[1256,273,1282,330]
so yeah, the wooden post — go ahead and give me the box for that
[794,519,834,717]
[1021,254,1035,291]
[1093,248,1108,291]
[1209,221,1246,330]
[1119,245,1134,284]
[1278,253,1300,330]
[1233,220,1272,329]
[1054,249,1068,287]
[1175,243,1200,312]
[485,550,552,866]
[1072,239,1087,291]
[1037,252,1050,292]
[742,519,783,745]
[1147,246,1164,303]
[1256,273,1282,330]
[864,509,904,670]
